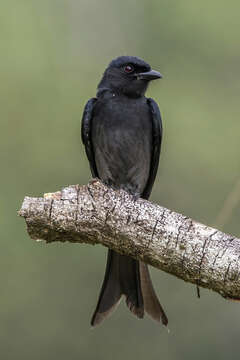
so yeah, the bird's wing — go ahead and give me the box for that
[142,98,163,200]
[81,98,99,177]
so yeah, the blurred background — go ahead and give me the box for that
[1,0,240,359]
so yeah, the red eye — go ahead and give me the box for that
[124,64,134,73]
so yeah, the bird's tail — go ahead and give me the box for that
[91,249,168,326]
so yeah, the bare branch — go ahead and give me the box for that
[18,179,240,301]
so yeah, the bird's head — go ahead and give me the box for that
[97,56,162,98]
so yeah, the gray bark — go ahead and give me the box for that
[18,179,240,301]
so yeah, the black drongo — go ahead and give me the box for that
[81,56,168,326]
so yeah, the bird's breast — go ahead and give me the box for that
[91,98,152,195]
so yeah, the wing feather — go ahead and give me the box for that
[142,98,163,199]
[81,98,98,177]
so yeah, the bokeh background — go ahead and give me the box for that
[1,1,240,359]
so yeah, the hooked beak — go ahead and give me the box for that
[136,69,163,81]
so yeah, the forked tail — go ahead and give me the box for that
[91,250,168,326]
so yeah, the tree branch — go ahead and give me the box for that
[18,179,240,301]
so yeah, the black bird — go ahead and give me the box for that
[81,56,168,327]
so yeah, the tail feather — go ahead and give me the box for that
[91,250,122,326]
[139,262,168,325]
[118,253,144,318]
[91,250,167,326]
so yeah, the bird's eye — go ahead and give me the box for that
[124,64,134,73]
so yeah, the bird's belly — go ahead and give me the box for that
[93,118,152,196]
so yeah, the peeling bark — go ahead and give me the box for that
[18,179,240,301]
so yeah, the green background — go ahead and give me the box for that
[1,1,240,359]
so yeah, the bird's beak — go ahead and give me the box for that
[136,69,163,81]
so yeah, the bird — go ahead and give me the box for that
[81,55,168,327]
